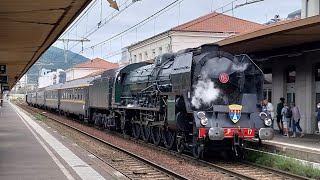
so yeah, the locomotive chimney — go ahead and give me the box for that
[201,43,220,53]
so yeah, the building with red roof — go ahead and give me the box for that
[121,12,264,66]
[66,58,118,81]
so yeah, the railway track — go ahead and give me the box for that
[17,103,186,180]
[18,103,312,180]
[132,135,312,180]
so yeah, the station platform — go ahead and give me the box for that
[258,133,320,163]
[0,101,128,180]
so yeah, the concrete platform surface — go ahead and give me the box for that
[262,133,320,163]
[0,101,128,180]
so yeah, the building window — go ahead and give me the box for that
[286,66,296,83]
[158,47,162,55]
[139,54,142,62]
[145,52,148,60]
[133,55,137,63]
[263,89,272,103]
[152,49,156,58]
[287,93,295,104]
[264,73,272,84]
[166,44,171,52]
[315,64,320,81]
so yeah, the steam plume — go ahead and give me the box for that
[232,63,248,72]
[127,104,134,108]
[191,74,220,109]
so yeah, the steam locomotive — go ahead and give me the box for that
[26,43,274,159]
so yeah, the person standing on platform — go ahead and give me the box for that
[264,99,275,128]
[290,102,304,137]
[281,103,291,137]
[317,103,320,133]
[276,97,285,134]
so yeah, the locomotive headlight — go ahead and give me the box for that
[200,117,209,126]
[264,118,272,127]
[197,111,208,126]
[259,112,268,120]
[197,111,205,119]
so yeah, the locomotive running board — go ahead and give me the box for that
[116,106,160,112]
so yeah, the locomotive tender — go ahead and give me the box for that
[27,43,274,158]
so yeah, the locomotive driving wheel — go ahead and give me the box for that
[192,136,204,159]
[163,129,176,150]
[151,126,162,146]
[141,124,151,142]
[132,123,141,139]
[121,116,131,137]
[176,134,185,154]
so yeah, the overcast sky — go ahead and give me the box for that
[52,0,301,63]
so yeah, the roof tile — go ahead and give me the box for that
[73,58,118,69]
[172,12,264,33]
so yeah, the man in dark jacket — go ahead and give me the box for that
[276,97,285,134]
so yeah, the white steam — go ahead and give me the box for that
[191,75,220,109]
[127,104,134,108]
[232,63,248,72]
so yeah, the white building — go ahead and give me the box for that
[17,74,28,88]
[119,48,130,67]
[38,68,65,88]
[124,12,264,64]
[66,58,118,81]
[301,0,320,18]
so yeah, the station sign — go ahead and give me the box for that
[0,65,6,74]
[0,76,8,84]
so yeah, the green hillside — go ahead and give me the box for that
[26,46,88,82]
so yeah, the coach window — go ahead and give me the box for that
[76,88,80,100]
[80,88,83,100]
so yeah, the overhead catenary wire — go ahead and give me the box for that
[50,0,134,63]
[102,0,267,62]
[59,0,133,54]
[56,0,258,64]
[60,0,99,38]
[62,0,184,64]
[102,0,265,60]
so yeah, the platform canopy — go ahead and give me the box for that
[217,15,320,57]
[0,0,91,89]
